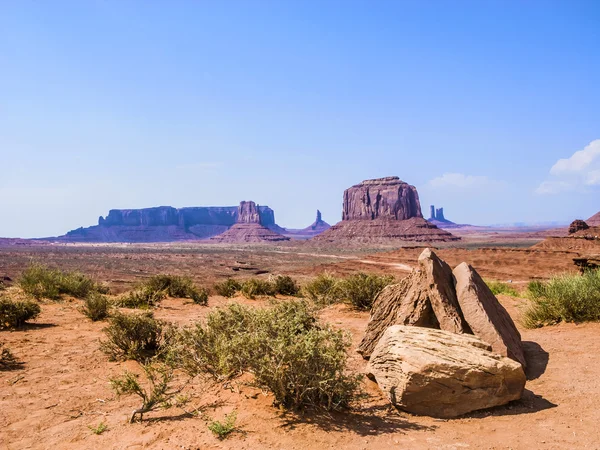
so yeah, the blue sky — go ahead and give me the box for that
[1,1,599,237]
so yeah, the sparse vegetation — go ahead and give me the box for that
[0,343,20,370]
[145,274,208,305]
[80,292,111,321]
[88,421,108,435]
[18,263,108,300]
[303,272,394,310]
[116,286,167,309]
[213,278,242,298]
[208,410,238,439]
[273,275,300,296]
[175,300,360,410]
[100,312,171,362]
[486,280,519,297]
[110,362,186,423]
[524,269,600,328]
[0,297,41,329]
[240,278,276,299]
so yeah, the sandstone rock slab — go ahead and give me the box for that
[367,325,526,418]
[453,262,526,367]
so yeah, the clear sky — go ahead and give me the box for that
[1,1,599,237]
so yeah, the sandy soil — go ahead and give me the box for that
[1,240,599,449]
[1,295,599,449]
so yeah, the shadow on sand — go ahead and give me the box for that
[280,403,435,436]
[523,340,549,380]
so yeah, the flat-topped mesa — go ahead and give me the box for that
[343,176,422,221]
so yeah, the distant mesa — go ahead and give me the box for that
[312,176,459,244]
[427,204,458,228]
[210,201,290,243]
[283,210,331,239]
[56,202,287,243]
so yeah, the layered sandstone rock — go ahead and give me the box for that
[357,248,467,358]
[366,326,526,418]
[587,212,600,227]
[453,263,526,367]
[313,177,458,244]
[569,220,590,234]
[56,203,284,242]
[210,201,290,243]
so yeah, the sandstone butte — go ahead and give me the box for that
[313,176,459,244]
[210,201,290,243]
[587,211,600,226]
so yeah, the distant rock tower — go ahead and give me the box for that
[430,205,446,222]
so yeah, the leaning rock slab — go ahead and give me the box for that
[453,262,526,368]
[367,326,526,418]
[357,248,467,358]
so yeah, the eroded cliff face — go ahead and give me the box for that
[342,177,422,221]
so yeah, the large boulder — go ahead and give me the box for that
[367,326,526,418]
[357,248,467,358]
[453,263,526,367]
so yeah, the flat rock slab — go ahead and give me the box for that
[367,325,526,418]
[453,262,526,367]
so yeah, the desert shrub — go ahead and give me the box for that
[176,300,360,410]
[208,411,238,439]
[336,273,395,310]
[88,421,108,435]
[523,269,600,328]
[273,275,299,296]
[240,278,276,299]
[100,312,171,362]
[486,280,519,297]
[213,279,242,298]
[146,274,208,305]
[302,273,342,306]
[18,263,108,300]
[110,362,186,423]
[0,298,41,329]
[116,286,167,309]
[0,343,20,370]
[80,292,111,321]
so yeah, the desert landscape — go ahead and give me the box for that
[1,176,599,449]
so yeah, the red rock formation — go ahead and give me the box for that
[210,201,290,243]
[313,177,458,244]
[587,212,600,227]
[569,220,589,234]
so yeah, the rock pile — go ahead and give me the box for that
[360,248,527,417]
[569,219,590,234]
[313,177,459,244]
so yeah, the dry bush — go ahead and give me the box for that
[273,275,299,296]
[18,263,108,300]
[240,278,276,299]
[80,292,111,321]
[524,269,600,328]
[302,273,341,306]
[100,312,172,362]
[0,297,41,329]
[145,275,208,305]
[116,286,167,309]
[213,279,242,298]
[0,343,20,371]
[175,300,360,410]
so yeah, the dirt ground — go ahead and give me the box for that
[1,239,599,449]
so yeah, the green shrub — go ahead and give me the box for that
[80,292,111,321]
[486,280,519,297]
[88,421,108,435]
[524,269,600,328]
[0,298,41,329]
[240,278,276,299]
[100,312,171,362]
[18,263,108,300]
[146,274,208,305]
[110,362,184,423]
[213,279,242,298]
[116,286,167,309]
[176,300,360,410]
[208,411,238,439]
[336,273,395,310]
[0,343,19,370]
[273,275,299,296]
[302,273,342,306]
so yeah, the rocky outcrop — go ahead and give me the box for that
[569,220,590,234]
[366,326,526,418]
[308,210,331,232]
[210,201,290,243]
[313,177,458,244]
[453,263,526,367]
[357,248,468,359]
[281,210,331,239]
[57,203,284,242]
[342,177,422,221]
